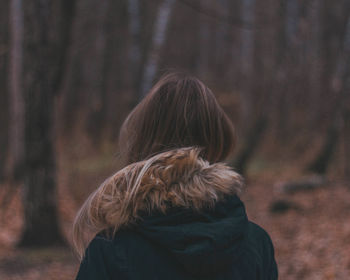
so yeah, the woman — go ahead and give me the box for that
[73,73,278,280]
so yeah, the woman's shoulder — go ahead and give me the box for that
[245,221,275,249]
[94,227,148,252]
[86,231,128,259]
[94,228,137,245]
[242,221,278,278]
[246,222,277,268]
[76,232,130,280]
[247,221,273,238]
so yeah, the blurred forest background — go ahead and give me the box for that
[0,0,350,279]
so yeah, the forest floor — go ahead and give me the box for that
[0,146,349,280]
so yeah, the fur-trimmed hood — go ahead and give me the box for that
[95,147,243,229]
[73,147,245,260]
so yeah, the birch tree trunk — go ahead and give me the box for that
[7,0,25,181]
[140,0,176,98]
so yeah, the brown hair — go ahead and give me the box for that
[119,72,235,164]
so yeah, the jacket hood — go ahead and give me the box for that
[137,194,249,277]
[75,147,247,267]
[104,147,246,276]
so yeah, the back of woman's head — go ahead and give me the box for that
[119,72,235,164]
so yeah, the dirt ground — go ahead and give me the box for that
[244,179,350,280]
[0,163,349,279]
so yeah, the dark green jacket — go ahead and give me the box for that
[76,195,278,280]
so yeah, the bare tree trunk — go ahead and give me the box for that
[307,0,322,125]
[196,0,210,80]
[127,0,142,97]
[140,0,176,98]
[344,105,350,181]
[60,0,86,133]
[307,15,350,175]
[231,116,268,175]
[52,0,76,95]
[227,1,241,89]
[239,0,255,124]
[214,0,234,86]
[0,0,9,181]
[85,0,110,140]
[319,0,334,120]
[275,0,299,140]
[19,0,64,247]
[273,0,287,139]
[307,123,339,174]
[7,0,25,181]
[285,0,298,47]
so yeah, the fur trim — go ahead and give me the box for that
[92,147,243,230]
[73,147,243,258]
